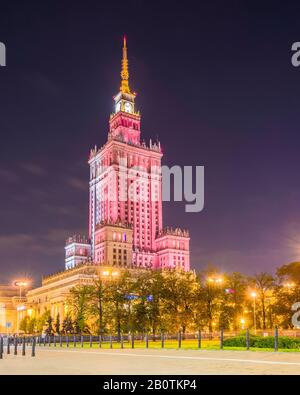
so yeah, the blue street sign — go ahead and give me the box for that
[125,294,153,301]
[5,322,12,328]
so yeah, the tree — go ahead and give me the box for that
[194,266,225,333]
[19,316,30,333]
[107,270,133,339]
[45,312,54,336]
[62,314,74,334]
[223,272,248,330]
[36,310,50,333]
[252,272,275,329]
[68,285,91,334]
[273,262,300,328]
[276,261,300,284]
[146,270,165,337]
[89,277,110,335]
[27,317,36,334]
[55,313,61,334]
[162,270,196,334]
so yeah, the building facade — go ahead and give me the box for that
[0,285,26,334]
[66,37,190,271]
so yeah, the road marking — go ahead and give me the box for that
[37,349,300,367]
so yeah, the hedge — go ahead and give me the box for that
[223,335,300,349]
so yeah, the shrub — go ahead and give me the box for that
[223,335,300,349]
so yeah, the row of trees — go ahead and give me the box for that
[19,262,300,335]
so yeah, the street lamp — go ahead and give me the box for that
[250,291,257,334]
[207,276,223,285]
[101,269,119,279]
[14,280,29,298]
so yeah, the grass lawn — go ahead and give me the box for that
[44,339,300,352]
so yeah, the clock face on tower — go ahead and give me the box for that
[124,102,132,113]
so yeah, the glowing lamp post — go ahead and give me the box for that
[101,269,119,280]
[14,281,29,298]
[207,277,223,285]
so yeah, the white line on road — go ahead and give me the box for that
[36,349,300,367]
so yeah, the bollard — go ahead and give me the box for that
[161,333,165,348]
[220,329,224,350]
[66,335,69,348]
[90,334,92,348]
[121,333,124,349]
[81,335,84,348]
[0,337,3,359]
[7,337,10,355]
[246,328,250,350]
[31,337,36,357]
[178,331,182,349]
[197,330,201,349]
[22,337,26,356]
[14,337,18,355]
[54,335,56,347]
[131,333,135,349]
[98,335,101,348]
[74,335,77,348]
[110,333,113,349]
[145,333,149,349]
[44,337,46,347]
[274,326,279,352]
[60,335,62,347]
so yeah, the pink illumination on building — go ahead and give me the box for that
[65,39,190,271]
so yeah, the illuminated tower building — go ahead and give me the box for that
[65,38,190,271]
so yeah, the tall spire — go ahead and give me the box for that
[120,35,131,94]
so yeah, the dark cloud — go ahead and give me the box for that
[67,177,87,191]
[0,169,19,183]
[21,162,46,176]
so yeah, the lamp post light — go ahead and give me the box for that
[207,276,223,285]
[14,281,29,298]
[250,291,257,334]
[100,269,120,280]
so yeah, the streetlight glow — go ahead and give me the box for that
[284,282,295,288]
[14,281,28,288]
[240,318,245,330]
[207,276,223,284]
[14,279,30,298]
[101,269,120,279]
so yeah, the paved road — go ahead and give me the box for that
[1,348,300,375]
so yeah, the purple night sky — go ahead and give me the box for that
[1,1,300,284]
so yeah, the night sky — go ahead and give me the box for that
[1,1,300,285]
